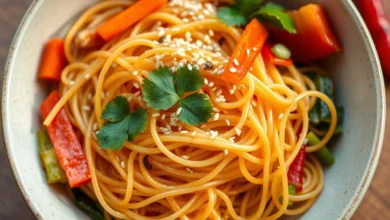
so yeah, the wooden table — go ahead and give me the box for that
[0,1,388,219]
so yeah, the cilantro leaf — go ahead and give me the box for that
[233,0,264,15]
[101,96,130,122]
[175,65,204,97]
[142,66,180,110]
[255,3,297,34]
[178,93,213,126]
[126,108,149,142]
[217,7,248,26]
[97,96,148,150]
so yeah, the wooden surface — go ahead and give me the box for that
[0,0,389,219]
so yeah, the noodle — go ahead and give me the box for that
[43,0,338,219]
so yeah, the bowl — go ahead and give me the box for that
[2,0,386,219]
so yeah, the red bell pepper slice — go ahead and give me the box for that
[287,145,306,192]
[222,19,269,83]
[268,4,341,62]
[261,43,293,66]
[40,91,91,188]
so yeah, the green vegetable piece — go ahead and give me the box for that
[97,96,148,150]
[306,132,335,166]
[142,66,180,110]
[309,101,320,124]
[217,7,248,26]
[101,96,130,122]
[233,0,264,15]
[73,189,105,220]
[255,3,297,34]
[40,148,67,184]
[271,43,291,59]
[175,65,204,97]
[37,129,53,152]
[288,184,296,195]
[178,93,213,126]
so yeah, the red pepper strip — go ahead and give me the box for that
[38,38,67,81]
[221,19,269,83]
[355,0,390,77]
[268,4,341,62]
[40,91,91,188]
[261,43,293,66]
[287,145,306,192]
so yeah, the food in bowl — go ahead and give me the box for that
[36,0,345,219]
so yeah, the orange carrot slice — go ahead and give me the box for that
[222,19,269,83]
[38,38,67,81]
[97,0,168,41]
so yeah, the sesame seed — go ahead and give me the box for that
[162,114,166,120]
[180,130,188,134]
[197,58,206,66]
[133,82,139,89]
[191,131,197,136]
[303,138,309,145]
[278,114,284,120]
[213,113,220,121]
[152,113,160,117]
[229,137,235,143]
[230,67,237,73]
[212,107,220,112]
[253,48,257,51]
[83,105,91,111]
[225,119,231,126]
[93,123,98,131]
[251,100,257,107]
[187,64,193,71]
[69,81,75,85]
[210,130,218,139]
[133,91,141,96]
[233,59,239,66]
[234,127,242,136]
[186,168,193,173]
[133,71,138,76]
[182,155,190,159]
[172,27,179,32]
[209,29,214,36]
[164,131,172,135]
[208,82,214,87]
[176,107,183,115]
[216,89,222,96]
[204,78,209,85]
[84,74,90,79]
[120,161,125,168]
[183,18,190,23]
[246,49,250,56]
[224,149,228,155]
[212,87,217,92]
[178,126,182,131]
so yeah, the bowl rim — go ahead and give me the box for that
[1,0,386,219]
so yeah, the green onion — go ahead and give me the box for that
[307,132,335,166]
[73,189,105,220]
[37,129,67,184]
[288,185,296,195]
[271,43,291,59]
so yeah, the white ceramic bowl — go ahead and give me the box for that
[2,0,386,219]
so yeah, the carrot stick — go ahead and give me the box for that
[222,19,269,83]
[38,38,67,81]
[97,0,168,41]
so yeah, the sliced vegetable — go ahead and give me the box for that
[288,184,296,195]
[307,132,335,166]
[287,145,306,192]
[37,129,67,184]
[268,4,340,62]
[38,38,67,81]
[40,91,91,188]
[222,19,268,83]
[97,0,168,41]
[73,189,105,220]
[261,43,293,66]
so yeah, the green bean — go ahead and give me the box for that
[307,132,335,166]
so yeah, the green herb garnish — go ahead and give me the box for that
[97,96,148,150]
[217,1,296,34]
[142,65,212,126]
